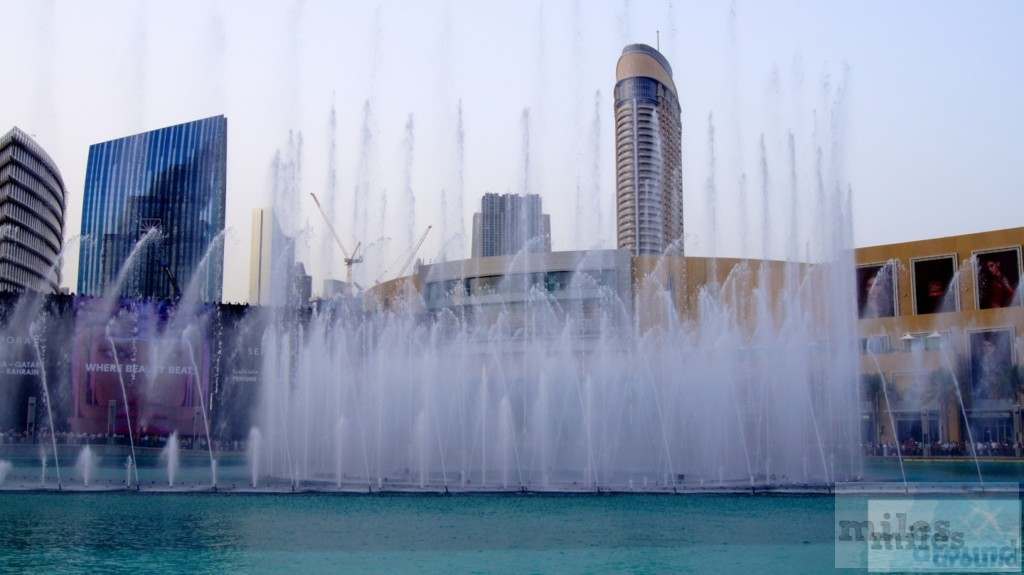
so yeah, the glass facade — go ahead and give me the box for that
[77,116,227,302]
[0,127,68,293]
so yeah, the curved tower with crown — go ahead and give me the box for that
[614,43,683,256]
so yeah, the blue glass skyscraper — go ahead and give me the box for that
[77,116,227,301]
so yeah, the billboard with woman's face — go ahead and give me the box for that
[969,328,1016,403]
[856,262,897,319]
[911,255,958,315]
[69,300,210,436]
[974,247,1021,310]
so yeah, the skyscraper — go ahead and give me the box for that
[614,44,683,256]
[249,207,297,306]
[471,193,551,258]
[77,116,227,301]
[0,127,68,293]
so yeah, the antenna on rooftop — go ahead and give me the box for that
[656,30,660,51]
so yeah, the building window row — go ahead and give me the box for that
[0,203,61,249]
[0,239,53,270]
[0,259,48,291]
[426,269,618,305]
[1,177,65,236]
[1,164,67,218]
[0,147,65,206]
[0,224,55,259]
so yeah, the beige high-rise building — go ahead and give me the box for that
[249,207,295,305]
[614,44,683,256]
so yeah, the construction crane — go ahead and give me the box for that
[309,193,363,294]
[375,225,432,284]
[159,259,181,300]
[398,225,432,278]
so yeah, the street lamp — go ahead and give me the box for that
[1014,405,1021,458]
[900,332,915,352]
[922,409,930,457]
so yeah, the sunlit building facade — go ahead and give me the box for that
[614,44,683,256]
[249,207,296,306]
[77,116,227,301]
[0,127,68,293]
[855,226,1024,454]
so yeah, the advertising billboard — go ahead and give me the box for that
[974,247,1021,310]
[69,320,209,436]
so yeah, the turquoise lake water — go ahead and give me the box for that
[2,456,1021,573]
[0,492,839,574]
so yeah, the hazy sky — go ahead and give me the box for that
[2,0,1022,302]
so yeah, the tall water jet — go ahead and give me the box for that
[105,324,138,488]
[101,227,162,307]
[323,102,339,271]
[705,113,718,256]
[183,326,215,487]
[936,334,985,490]
[786,132,800,261]
[334,418,345,488]
[75,446,96,488]
[520,108,532,197]
[172,231,227,311]
[271,131,303,242]
[402,114,416,253]
[439,100,467,260]
[354,100,374,263]
[163,430,180,487]
[759,134,772,261]
[737,173,749,256]
[29,321,60,489]
[247,427,262,489]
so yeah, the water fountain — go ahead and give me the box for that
[29,321,61,489]
[74,445,96,487]
[0,3,890,497]
[2,3,1019,572]
[162,430,180,488]
[245,234,862,492]
[104,323,139,489]
[936,333,986,490]
[866,350,907,491]
[38,450,47,487]
[247,427,262,488]
[182,326,216,488]
[0,93,867,497]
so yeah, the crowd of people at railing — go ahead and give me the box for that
[7,428,1024,458]
[862,440,1022,457]
[1,429,247,453]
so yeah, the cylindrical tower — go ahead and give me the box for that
[614,44,683,256]
[0,127,68,293]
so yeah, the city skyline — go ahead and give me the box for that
[1,1,1022,302]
